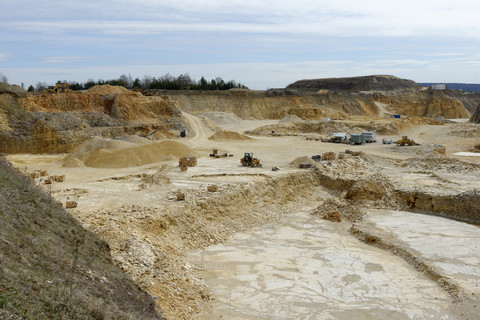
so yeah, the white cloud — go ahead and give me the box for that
[2,1,480,87]
[40,56,90,64]
[1,0,480,38]
[0,53,10,61]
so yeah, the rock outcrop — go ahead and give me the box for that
[0,84,186,153]
[165,88,469,120]
[470,103,480,123]
[164,90,375,119]
[373,90,470,119]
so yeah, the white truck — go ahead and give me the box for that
[362,132,377,143]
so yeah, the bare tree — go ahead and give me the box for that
[0,73,8,83]
[35,82,49,92]
[142,75,152,89]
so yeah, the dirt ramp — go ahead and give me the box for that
[84,141,198,168]
[209,130,252,140]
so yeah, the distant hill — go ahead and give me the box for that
[286,75,420,92]
[418,83,480,92]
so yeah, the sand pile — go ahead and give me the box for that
[63,137,197,168]
[87,84,133,95]
[279,115,303,123]
[209,130,252,140]
[114,135,152,145]
[290,156,318,168]
[203,112,242,125]
[64,137,138,165]
[84,141,198,168]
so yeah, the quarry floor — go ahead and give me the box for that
[6,115,480,320]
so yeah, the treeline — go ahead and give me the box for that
[29,73,248,92]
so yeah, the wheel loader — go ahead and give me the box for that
[240,152,261,167]
[397,136,416,146]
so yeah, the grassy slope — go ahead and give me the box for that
[0,156,164,319]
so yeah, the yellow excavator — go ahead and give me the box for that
[241,152,262,167]
[45,83,71,93]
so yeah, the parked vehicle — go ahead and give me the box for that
[350,134,364,145]
[330,132,349,143]
[363,132,377,143]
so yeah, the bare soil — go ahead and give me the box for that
[6,114,480,319]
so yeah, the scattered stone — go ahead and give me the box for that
[207,185,218,192]
[66,201,77,208]
[322,152,336,161]
[176,192,185,201]
[322,211,342,222]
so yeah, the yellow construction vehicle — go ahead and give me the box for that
[241,152,261,167]
[45,83,71,93]
[397,136,416,146]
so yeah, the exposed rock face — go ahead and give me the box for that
[164,90,375,119]
[165,88,469,121]
[286,75,420,92]
[0,85,186,154]
[470,103,480,123]
[372,91,469,118]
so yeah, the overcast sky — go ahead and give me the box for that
[1,0,479,89]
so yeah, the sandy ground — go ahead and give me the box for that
[5,114,480,319]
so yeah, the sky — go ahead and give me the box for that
[1,0,479,90]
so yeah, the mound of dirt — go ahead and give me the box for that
[449,123,480,138]
[115,135,153,145]
[0,82,27,98]
[399,156,480,173]
[345,175,394,201]
[203,112,241,124]
[63,157,86,168]
[84,141,198,168]
[87,84,133,95]
[286,75,419,92]
[63,136,138,165]
[208,130,252,140]
[279,114,303,123]
[289,156,318,168]
[311,197,362,222]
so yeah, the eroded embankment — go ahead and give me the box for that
[312,166,480,224]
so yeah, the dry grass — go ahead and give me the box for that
[0,155,164,319]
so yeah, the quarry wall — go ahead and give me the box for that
[164,89,470,120]
[0,85,187,154]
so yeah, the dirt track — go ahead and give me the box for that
[6,114,480,319]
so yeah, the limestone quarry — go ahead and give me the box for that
[1,76,480,319]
